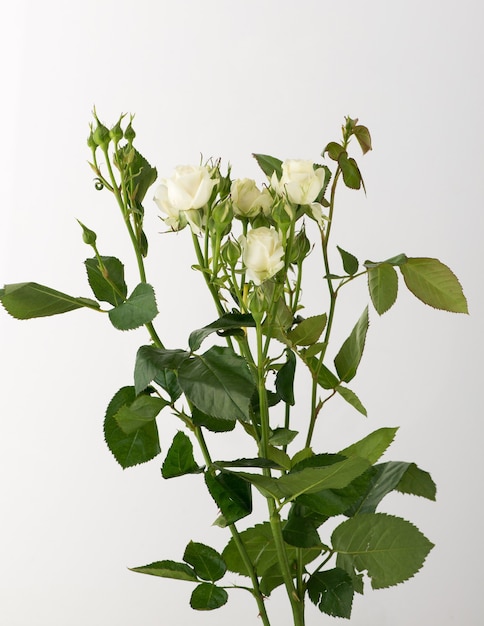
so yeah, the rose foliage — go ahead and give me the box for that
[0,112,468,625]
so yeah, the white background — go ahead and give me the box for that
[1,1,482,624]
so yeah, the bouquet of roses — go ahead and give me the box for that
[0,112,468,625]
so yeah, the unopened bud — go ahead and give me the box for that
[109,119,123,144]
[124,119,136,145]
[77,219,97,246]
[221,238,241,267]
[290,227,311,264]
[211,200,233,233]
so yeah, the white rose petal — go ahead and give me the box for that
[275,159,325,205]
[239,226,285,285]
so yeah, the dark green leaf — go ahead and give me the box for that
[345,462,412,516]
[192,407,236,433]
[339,427,398,464]
[117,145,158,205]
[336,385,367,416]
[222,522,320,577]
[154,369,183,402]
[333,513,434,589]
[108,283,158,330]
[307,568,354,618]
[214,458,281,469]
[103,386,161,468]
[275,350,296,405]
[183,542,226,582]
[252,153,283,179]
[189,312,255,352]
[283,513,321,548]
[339,154,363,190]
[334,307,369,383]
[129,560,198,581]
[161,432,202,478]
[269,427,298,446]
[0,282,100,319]
[395,463,436,500]
[259,563,285,596]
[287,314,327,347]
[354,125,372,155]
[400,257,468,313]
[84,256,127,306]
[337,246,359,275]
[178,346,255,422]
[368,263,398,315]
[190,583,228,611]
[134,345,189,395]
[205,471,252,525]
[114,394,168,434]
[323,142,346,161]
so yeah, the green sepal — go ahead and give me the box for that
[333,513,434,589]
[190,583,228,611]
[129,560,198,582]
[85,256,127,307]
[183,541,226,583]
[0,282,100,319]
[252,153,283,179]
[108,282,158,330]
[337,246,359,275]
[205,471,252,525]
[161,432,202,478]
[334,307,369,383]
[188,312,255,352]
[104,386,161,468]
[400,257,468,313]
[178,346,255,422]
[307,567,355,619]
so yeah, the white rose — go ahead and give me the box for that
[231,179,272,218]
[239,227,285,285]
[154,165,218,230]
[274,159,325,205]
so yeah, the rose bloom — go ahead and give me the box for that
[154,165,218,230]
[239,226,285,285]
[231,178,272,218]
[272,159,325,205]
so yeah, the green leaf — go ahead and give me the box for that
[0,282,100,319]
[154,369,183,403]
[339,153,363,190]
[336,385,367,416]
[114,394,168,434]
[129,560,198,582]
[183,542,226,582]
[259,563,285,596]
[307,568,354,618]
[354,124,372,155]
[323,142,346,161]
[205,471,252,525]
[103,386,161,468]
[334,307,369,383]
[252,153,283,179]
[84,256,127,307]
[283,512,322,548]
[345,462,412,516]
[368,263,398,315]
[275,350,296,405]
[214,458,281,470]
[287,314,327,347]
[117,145,158,205]
[178,346,255,422]
[395,463,437,500]
[192,407,236,433]
[108,283,158,330]
[276,456,370,501]
[332,513,434,589]
[222,522,320,577]
[190,583,228,611]
[161,432,202,478]
[269,427,298,446]
[337,246,359,275]
[400,257,468,313]
[189,312,255,352]
[339,427,398,464]
[134,345,189,395]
